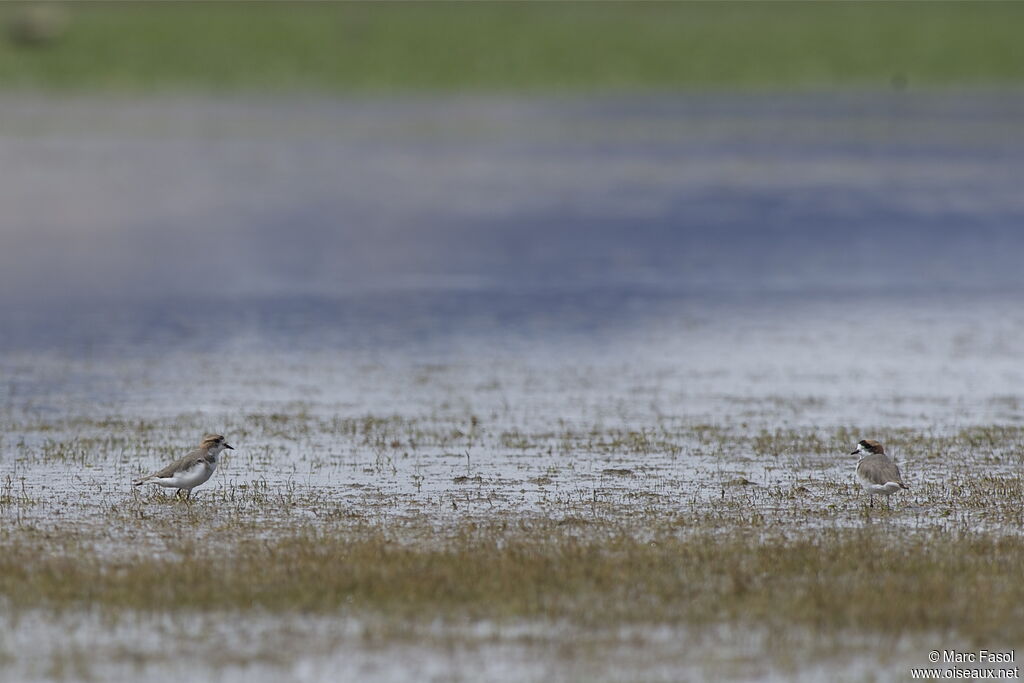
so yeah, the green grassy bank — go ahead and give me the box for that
[0,1,1022,92]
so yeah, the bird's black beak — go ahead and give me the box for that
[850,449,859,455]
[225,444,234,450]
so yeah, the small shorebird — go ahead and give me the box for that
[852,439,909,507]
[133,433,233,500]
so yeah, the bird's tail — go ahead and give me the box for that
[900,482,910,490]
[132,476,149,487]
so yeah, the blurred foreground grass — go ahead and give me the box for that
[3,523,1024,643]
[0,1,1022,92]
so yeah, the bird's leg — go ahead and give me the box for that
[869,494,874,508]
[174,489,181,500]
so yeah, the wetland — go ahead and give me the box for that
[2,91,1024,681]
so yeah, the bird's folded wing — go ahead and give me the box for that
[150,448,204,479]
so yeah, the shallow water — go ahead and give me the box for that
[3,91,1024,303]
[3,91,1024,681]
[0,608,952,683]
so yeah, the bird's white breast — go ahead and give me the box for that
[154,460,213,490]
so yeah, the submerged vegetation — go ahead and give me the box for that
[3,359,1024,678]
[3,413,1024,644]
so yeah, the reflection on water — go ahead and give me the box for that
[2,91,1024,308]
[3,92,1024,434]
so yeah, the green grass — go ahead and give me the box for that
[0,1,1022,92]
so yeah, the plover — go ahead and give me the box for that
[133,433,233,500]
[852,439,908,507]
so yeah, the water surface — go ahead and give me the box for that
[2,91,1023,682]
